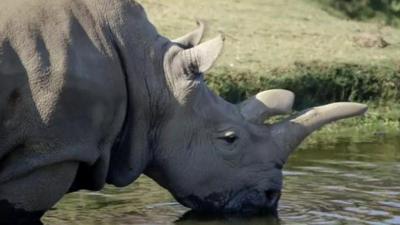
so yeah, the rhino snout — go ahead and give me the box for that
[224,189,281,214]
[178,188,281,215]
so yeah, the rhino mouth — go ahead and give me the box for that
[177,189,281,215]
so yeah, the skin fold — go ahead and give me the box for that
[0,0,367,223]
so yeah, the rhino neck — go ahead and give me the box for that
[105,1,172,187]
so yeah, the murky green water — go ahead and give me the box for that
[43,133,400,225]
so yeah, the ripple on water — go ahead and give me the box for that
[385,216,400,225]
[294,166,341,174]
[379,201,400,209]
[282,170,309,176]
[344,207,391,216]
[310,160,378,169]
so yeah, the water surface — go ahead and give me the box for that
[43,133,400,225]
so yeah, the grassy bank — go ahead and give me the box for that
[138,0,400,134]
[207,63,400,136]
[139,0,400,72]
[207,62,400,107]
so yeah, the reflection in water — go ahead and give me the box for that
[176,211,280,225]
[43,134,400,225]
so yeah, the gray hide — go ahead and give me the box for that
[0,0,367,221]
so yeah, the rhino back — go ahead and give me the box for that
[0,0,127,189]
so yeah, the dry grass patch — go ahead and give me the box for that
[139,0,400,74]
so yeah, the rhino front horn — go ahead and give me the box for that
[272,102,368,158]
[239,89,295,124]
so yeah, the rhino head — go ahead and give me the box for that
[110,21,367,215]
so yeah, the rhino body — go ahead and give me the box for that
[0,0,150,220]
[0,0,367,223]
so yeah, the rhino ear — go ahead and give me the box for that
[239,89,295,124]
[173,20,205,48]
[182,34,225,73]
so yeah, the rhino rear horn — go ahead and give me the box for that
[173,20,205,48]
[182,34,225,73]
[239,89,295,124]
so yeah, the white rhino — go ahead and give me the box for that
[0,0,367,223]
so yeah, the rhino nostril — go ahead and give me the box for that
[265,190,281,207]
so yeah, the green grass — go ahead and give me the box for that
[138,0,400,135]
[207,62,400,107]
[139,0,400,73]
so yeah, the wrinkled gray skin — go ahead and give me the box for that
[0,0,367,222]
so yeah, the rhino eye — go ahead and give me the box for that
[218,131,238,144]
[189,71,203,81]
[193,71,202,77]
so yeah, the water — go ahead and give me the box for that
[43,134,400,225]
